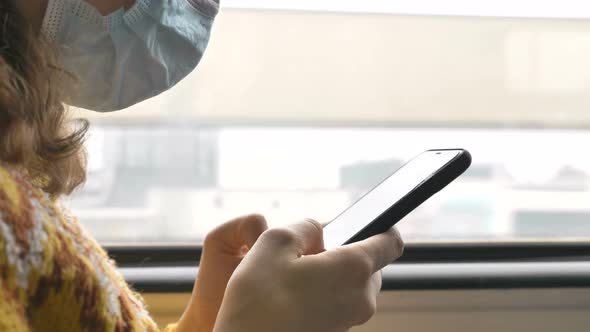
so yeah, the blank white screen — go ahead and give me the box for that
[323,150,460,250]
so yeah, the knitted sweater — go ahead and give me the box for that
[0,164,177,332]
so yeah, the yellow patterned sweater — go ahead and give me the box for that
[0,164,177,331]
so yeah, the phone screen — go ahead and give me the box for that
[323,150,461,250]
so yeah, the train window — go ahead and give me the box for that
[67,1,590,245]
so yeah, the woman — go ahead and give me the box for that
[0,0,404,331]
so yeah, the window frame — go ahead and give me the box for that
[108,242,590,268]
[109,242,590,292]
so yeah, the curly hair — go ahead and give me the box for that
[0,0,88,197]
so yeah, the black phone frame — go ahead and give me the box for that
[333,149,472,246]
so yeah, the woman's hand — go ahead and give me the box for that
[176,214,269,332]
[213,219,404,332]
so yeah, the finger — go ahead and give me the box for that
[345,227,404,273]
[236,214,269,248]
[258,219,325,260]
[205,214,268,252]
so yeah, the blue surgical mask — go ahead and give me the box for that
[41,0,218,112]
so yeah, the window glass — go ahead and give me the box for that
[66,8,590,244]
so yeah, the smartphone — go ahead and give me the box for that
[323,149,471,250]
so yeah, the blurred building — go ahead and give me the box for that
[72,126,219,208]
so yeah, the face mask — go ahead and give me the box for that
[41,0,218,112]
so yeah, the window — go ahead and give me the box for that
[66,2,590,245]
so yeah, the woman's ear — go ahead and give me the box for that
[15,0,48,32]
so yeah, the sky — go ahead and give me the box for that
[222,0,590,19]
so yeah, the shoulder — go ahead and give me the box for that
[0,163,51,210]
[0,164,163,330]
[0,164,56,287]
[0,162,53,237]
[0,164,33,214]
[0,163,45,243]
